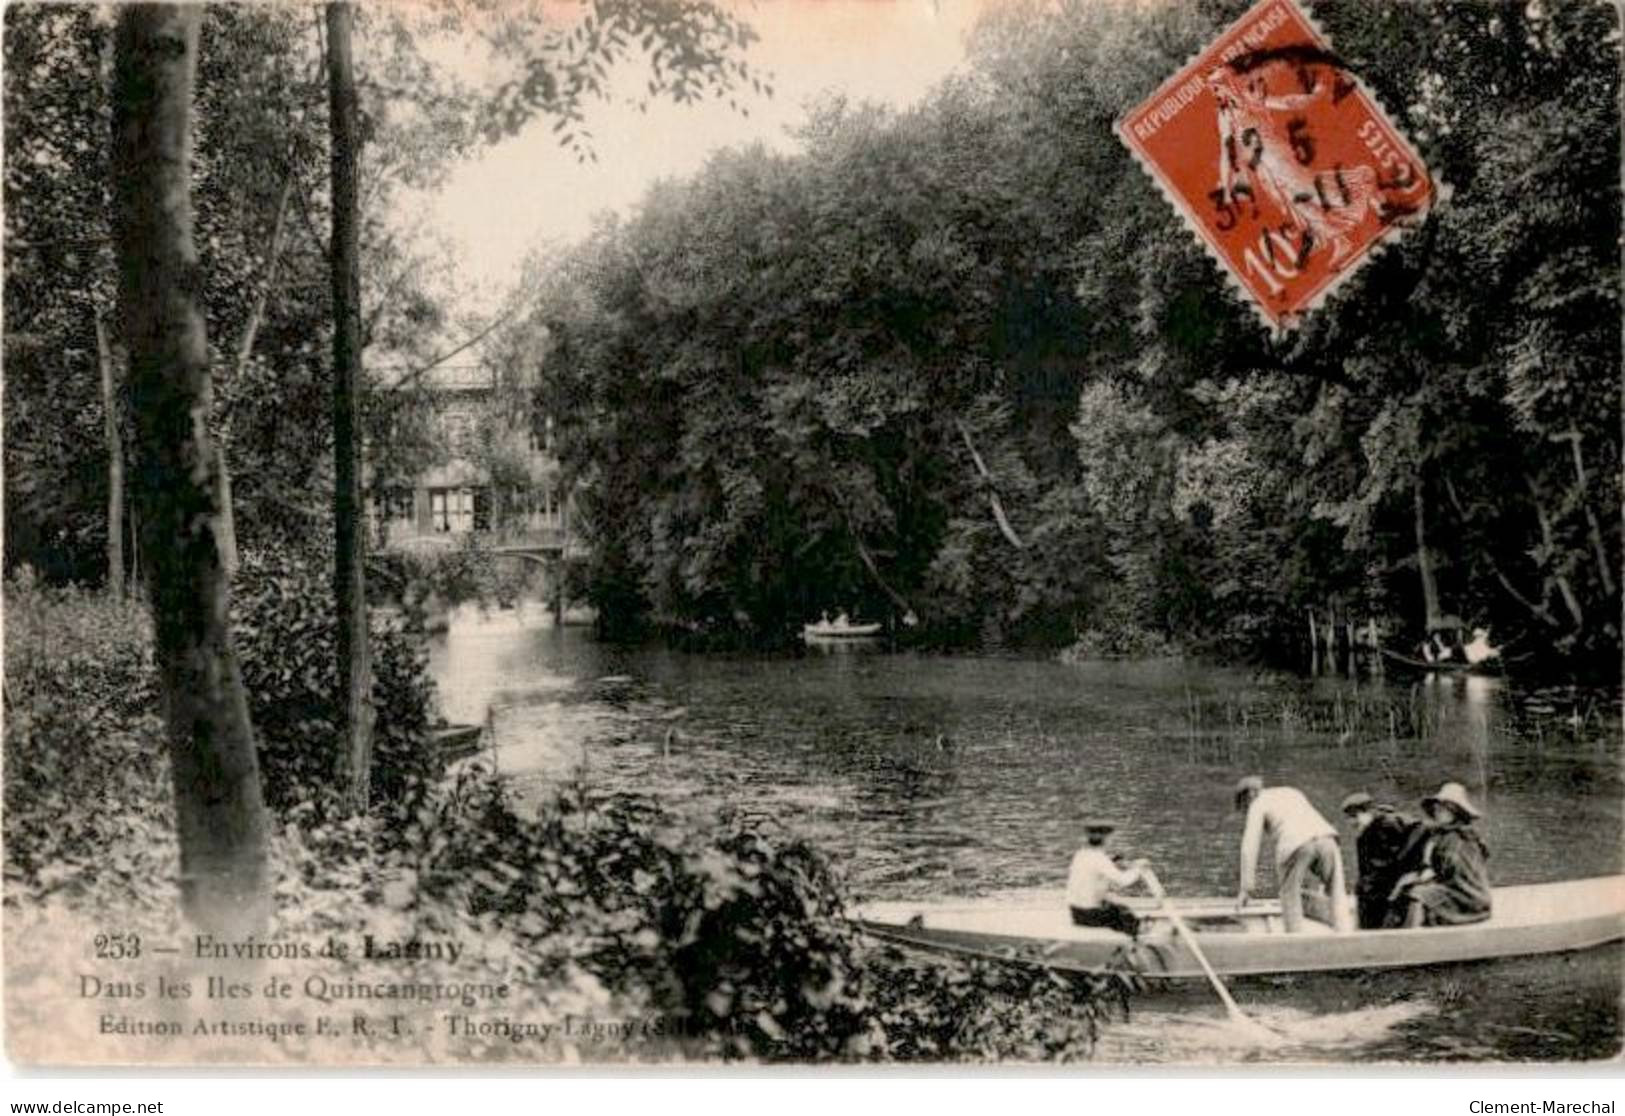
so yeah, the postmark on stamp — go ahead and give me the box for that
[1116,0,1436,331]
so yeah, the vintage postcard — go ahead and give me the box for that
[3,0,1621,1071]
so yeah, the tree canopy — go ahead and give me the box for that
[505,0,1619,667]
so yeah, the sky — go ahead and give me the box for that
[403,0,995,315]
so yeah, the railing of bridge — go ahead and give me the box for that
[383,524,571,553]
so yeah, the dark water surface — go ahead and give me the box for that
[429,610,1623,1062]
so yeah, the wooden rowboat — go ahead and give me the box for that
[803,614,883,640]
[430,722,484,761]
[854,876,1625,979]
[1379,648,1501,673]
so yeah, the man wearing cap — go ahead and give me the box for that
[1066,821,1149,938]
[1235,776,1352,932]
[1341,791,1428,930]
[1390,782,1492,927]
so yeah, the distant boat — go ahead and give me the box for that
[1384,627,1502,673]
[803,612,883,640]
[430,722,484,761]
[1380,648,1501,674]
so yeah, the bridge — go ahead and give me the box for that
[482,525,575,564]
[377,525,584,623]
[382,524,576,563]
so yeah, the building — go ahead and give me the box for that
[368,363,573,559]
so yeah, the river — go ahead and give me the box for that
[428,606,1623,1063]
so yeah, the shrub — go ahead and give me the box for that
[2,570,178,910]
[1063,594,1183,661]
[373,534,537,616]
[232,549,441,813]
[396,771,1137,1061]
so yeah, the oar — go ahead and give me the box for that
[1142,867,1281,1041]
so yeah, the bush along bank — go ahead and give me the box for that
[3,568,1137,1062]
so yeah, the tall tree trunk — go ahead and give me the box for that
[111,5,270,934]
[129,498,142,597]
[1554,430,1616,599]
[955,418,1025,549]
[1414,476,1444,632]
[95,314,124,599]
[328,1,372,810]
[1443,475,1563,629]
[1526,474,1584,630]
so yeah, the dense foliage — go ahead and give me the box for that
[231,552,444,812]
[1,572,169,907]
[3,3,462,582]
[2,561,443,832]
[371,535,542,617]
[507,0,1620,669]
[405,773,1133,1060]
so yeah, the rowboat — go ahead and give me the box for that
[853,876,1625,979]
[430,722,484,761]
[1379,648,1501,674]
[803,613,883,640]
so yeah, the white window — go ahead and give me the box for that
[527,410,557,453]
[430,488,475,533]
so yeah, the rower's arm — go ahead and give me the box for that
[1238,801,1264,894]
[1106,858,1142,889]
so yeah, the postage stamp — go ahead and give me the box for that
[1116,0,1437,331]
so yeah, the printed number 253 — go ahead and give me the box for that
[94,933,141,960]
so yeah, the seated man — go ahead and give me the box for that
[1391,781,1492,927]
[1235,775,1352,932]
[1066,820,1148,938]
[1341,791,1427,929]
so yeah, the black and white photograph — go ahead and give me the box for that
[3,0,1622,1074]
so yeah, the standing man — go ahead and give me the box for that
[1340,791,1427,929]
[1235,775,1352,932]
[1066,820,1149,938]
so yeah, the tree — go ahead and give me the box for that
[110,3,270,933]
[328,1,373,809]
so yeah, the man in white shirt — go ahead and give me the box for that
[1235,775,1352,932]
[1066,821,1149,938]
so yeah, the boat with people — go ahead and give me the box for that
[1382,626,1504,673]
[802,611,883,640]
[852,875,1625,979]
[1379,648,1501,674]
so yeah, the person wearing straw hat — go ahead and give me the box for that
[1234,775,1352,932]
[1340,791,1427,929]
[1066,820,1149,938]
[1389,781,1492,927]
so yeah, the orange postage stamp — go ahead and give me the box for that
[1116,0,1436,330]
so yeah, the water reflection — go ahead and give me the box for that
[1424,673,1496,810]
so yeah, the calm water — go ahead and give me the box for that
[428,608,1624,1062]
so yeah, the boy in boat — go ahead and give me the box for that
[1389,782,1492,927]
[1341,791,1428,929]
[1066,820,1149,937]
[1235,776,1352,932]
